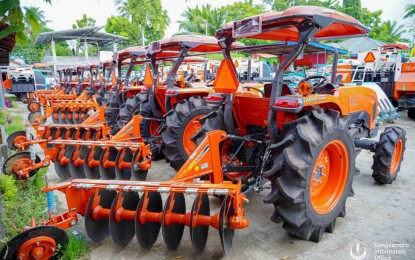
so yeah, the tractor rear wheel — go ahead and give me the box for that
[139,99,162,159]
[27,101,41,112]
[408,107,415,120]
[264,110,356,242]
[372,126,406,184]
[162,97,210,171]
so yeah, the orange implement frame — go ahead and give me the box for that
[35,130,249,240]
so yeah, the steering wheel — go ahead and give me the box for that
[242,86,265,96]
[302,75,328,88]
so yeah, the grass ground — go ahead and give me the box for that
[0,102,88,259]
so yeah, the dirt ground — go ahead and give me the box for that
[14,100,415,260]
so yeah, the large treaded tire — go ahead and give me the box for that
[372,126,406,184]
[162,97,210,171]
[407,107,415,120]
[263,110,356,242]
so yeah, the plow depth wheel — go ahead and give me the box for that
[372,126,406,184]
[2,152,41,179]
[7,130,29,151]
[0,226,68,259]
[263,110,356,242]
[27,101,41,112]
[28,111,46,124]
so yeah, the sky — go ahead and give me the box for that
[21,0,414,39]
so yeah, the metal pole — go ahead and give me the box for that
[142,28,145,46]
[51,38,57,80]
[84,39,89,61]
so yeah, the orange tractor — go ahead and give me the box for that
[2,47,148,180]
[0,6,407,258]
[43,37,225,181]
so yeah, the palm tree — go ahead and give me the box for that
[380,20,407,43]
[178,4,225,35]
[404,4,415,19]
[25,7,50,28]
[114,0,128,18]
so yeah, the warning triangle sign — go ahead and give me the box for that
[364,52,376,63]
[213,60,239,94]
[143,66,154,87]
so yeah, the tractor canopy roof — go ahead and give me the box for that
[76,64,89,71]
[232,41,348,56]
[101,60,114,68]
[31,63,53,68]
[216,6,368,41]
[116,46,147,60]
[147,35,243,54]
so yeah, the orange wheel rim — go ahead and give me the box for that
[14,136,27,147]
[390,139,403,174]
[12,158,34,173]
[17,236,56,260]
[182,115,204,155]
[30,103,39,111]
[310,140,349,215]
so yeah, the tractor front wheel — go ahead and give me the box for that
[162,97,210,171]
[264,110,356,242]
[372,126,406,184]
[407,107,415,120]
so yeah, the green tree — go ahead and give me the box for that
[0,0,52,44]
[110,0,170,45]
[342,0,362,21]
[178,1,266,36]
[370,20,407,43]
[404,4,415,19]
[72,14,96,29]
[263,0,340,11]
[178,4,225,36]
[105,15,132,47]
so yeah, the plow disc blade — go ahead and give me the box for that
[54,147,72,180]
[109,191,140,246]
[7,130,28,151]
[52,110,60,124]
[162,193,186,251]
[135,192,163,249]
[131,150,148,181]
[99,147,118,180]
[2,152,41,178]
[85,190,117,243]
[190,194,210,253]
[68,146,89,178]
[219,196,235,255]
[72,110,81,124]
[0,226,68,259]
[115,148,133,180]
[84,147,103,179]
[65,109,75,124]
[58,127,68,139]
[28,111,46,124]
[58,109,67,124]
